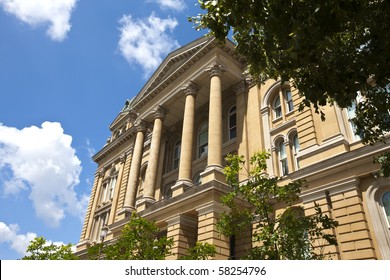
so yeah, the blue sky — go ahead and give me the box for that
[0,0,207,259]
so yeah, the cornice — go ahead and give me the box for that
[289,139,390,182]
[92,126,136,163]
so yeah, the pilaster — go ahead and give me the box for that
[196,202,230,259]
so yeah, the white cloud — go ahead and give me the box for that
[0,122,87,227]
[152,0,186,11]
[0,222,75,258]
[118,13,180,77]
[0,0,78,41]
[0,222,37,256]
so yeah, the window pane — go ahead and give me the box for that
[382,192,390,226]
[173,141,180,169]
[198,122,208,157]
[274,96,282,118]
[229,114,236,127]
[199,131,208,145]
[229,127,237,140]
[109,177,117,199]
[229,106,237,140]
[279,142,286,158]
[293,135,300,153]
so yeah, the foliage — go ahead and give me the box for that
[191,0,390,148]
[180,242,216,260]
[374,152,390,177]
[22,236,77,260]
[88,212,173,260]
[218,151,338,260]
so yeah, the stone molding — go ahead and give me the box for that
[366,176,390,259]
[300,176,360,203]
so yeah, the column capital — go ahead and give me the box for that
[135,120,147,133]
[233,80,246,94]
[205,62,226,77]
[127,108,139,121]
[97,168,105,178]
[181,80,199,96]
[153,105,167,120]
[245,75,255,86]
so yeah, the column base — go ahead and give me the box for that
[171,179,193,197]
[201,164,225,184]
[116,206,136,219]
[136,196,155,211]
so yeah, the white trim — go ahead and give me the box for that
[366,177,390,259]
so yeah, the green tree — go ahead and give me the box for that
[180,242,216,260]
[218,152,338,260]
[191,0,390,169]
[22,236,77,260]
[88,212,173,260]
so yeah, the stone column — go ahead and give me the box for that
[143,106,166,203]
[201,62,226,184]
[172,81,198,197]
[119,121,146,217]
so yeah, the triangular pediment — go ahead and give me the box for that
[131,36,214,105]
[109,111,128,131]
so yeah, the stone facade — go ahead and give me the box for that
[75,37,390,260]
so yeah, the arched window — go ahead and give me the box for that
[273,96,282,118]
[278,140,288,176]
[198,122,208,158]
[228,106,237,140]
[366,178,390,259]
[285,90,294,112]
[292,134,300,170]
[382,191,390,227]
[173,140,181,170]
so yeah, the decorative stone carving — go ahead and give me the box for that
[135,120,147,133]
[233,80,246,94]
[97,169,105,178]
[153,105,167,120]
[181,80,199,96]
[205,62,226,77]
[119,153,127,164]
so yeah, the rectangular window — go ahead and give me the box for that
[108,177,117,199]
[100,183,108,203]
[229,113,237,140]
